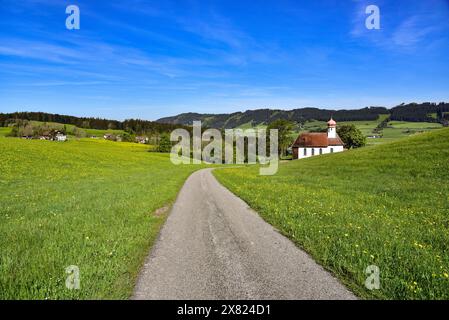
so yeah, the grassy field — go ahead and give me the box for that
[0,127,12,137]
[297,116,444,146]
[300,115,389,136]
[214,128,449,299]
[84,128,125,137]
[235,117,387,140]
[0,122,125,138]
[387,121,443,129]
[0,137,202,299]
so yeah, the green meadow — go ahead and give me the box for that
[0,137,201,299]
[214,128,449,299]
[235,116,445,147]
[1,123,448,300]
[0,127,12,137]
[297,116,443,146]
[300,116,385,135]
[0,121,124,138]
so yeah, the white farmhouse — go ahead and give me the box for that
[292,118,344,159]
[54,131,67,142]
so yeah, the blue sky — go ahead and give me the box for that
[1,0,449,120]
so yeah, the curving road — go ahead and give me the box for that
[133,168,356,300]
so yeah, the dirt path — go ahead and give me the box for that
[133,168,356,300]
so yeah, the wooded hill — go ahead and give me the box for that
[156,102,449,128]
[0,112,189,135]
[1,102,448,132]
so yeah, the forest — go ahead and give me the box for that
[0,112,189,134]
[156,103,449,128]
[389,102,449,122]
[1,103,448,132]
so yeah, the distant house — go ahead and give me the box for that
[54,131,67,141]
[291,118,344,159]
[39,130,66,141]
[103,133,116,140]
[135,136,149,144]
[39,130,52,140]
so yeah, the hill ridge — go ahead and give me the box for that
[157,102,449,128]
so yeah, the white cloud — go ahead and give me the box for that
[391,16,438,47]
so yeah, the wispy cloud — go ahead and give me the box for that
[0,40,83,63]
[349,0,449,51]
[1,0,448,119]
[391,16,438,47]
[24,80,109,87]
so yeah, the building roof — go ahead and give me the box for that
[327,118,336,126]
[292,132,344,147]
[328,137,344,146]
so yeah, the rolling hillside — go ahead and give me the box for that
[0,137,204,299]
[156,102,449,129]
[0,112,189,135]
[214,128,449,299]
[156,107,389,128]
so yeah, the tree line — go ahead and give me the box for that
[390,102,449,123]
[0,112,190,134]
[157,107,390,128]
[1,102,448,135]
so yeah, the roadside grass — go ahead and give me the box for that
[0,137,202,299]
[214,128,449,299]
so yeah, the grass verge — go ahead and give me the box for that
[214,128,449,299]
[0,137,202,299]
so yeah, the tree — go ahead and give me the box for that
[72,127,87,138]
[81,120,90,129]
[267,119,294,156]
[121,132,135,142]
[156,134,172,153]
[337,124,366,149]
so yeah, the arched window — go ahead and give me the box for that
[304,148,307,156]
[319,148,323,155]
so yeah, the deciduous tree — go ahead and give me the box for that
[337,124,366,149]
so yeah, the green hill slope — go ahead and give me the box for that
[156,107,389,128]
[214,128,449,299]
[156,103,449,129]
[0,137,202,299]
